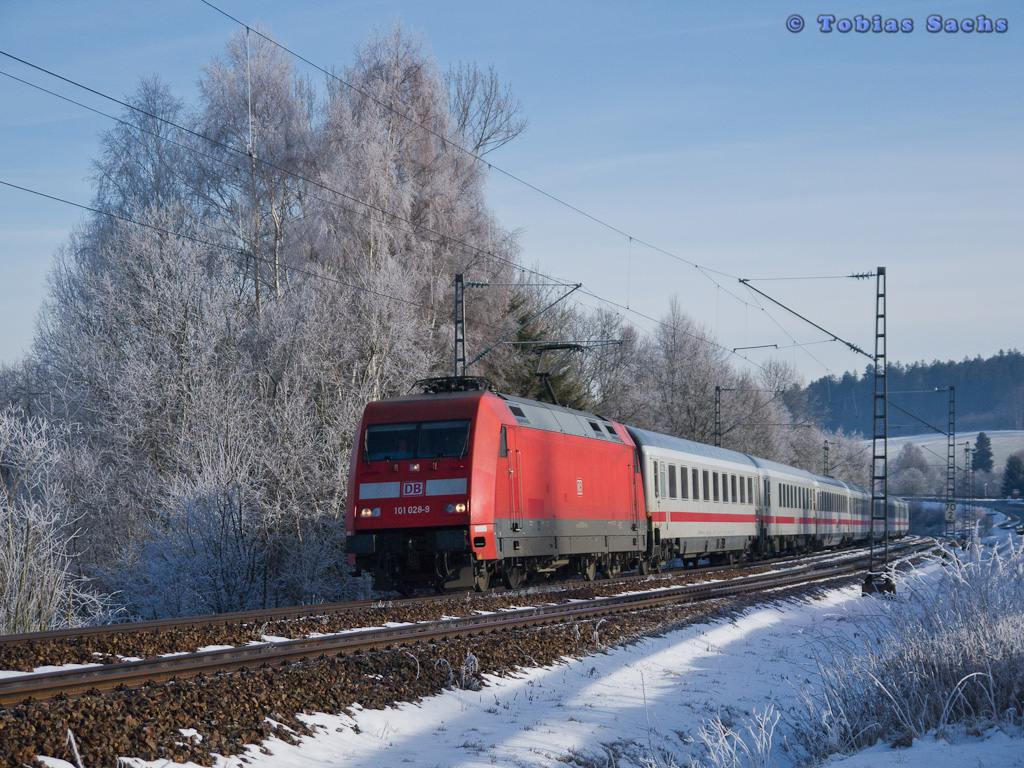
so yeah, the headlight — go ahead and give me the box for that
[444,501,468,514]
[359,507,381,518]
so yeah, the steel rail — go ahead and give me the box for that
[0,539,934,707]
[0,539,917,647]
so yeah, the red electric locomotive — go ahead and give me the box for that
[346,378,909,593]
[345,378,648,592]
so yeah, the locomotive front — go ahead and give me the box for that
[345,389,499,592]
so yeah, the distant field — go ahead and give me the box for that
[886,430,1024,473]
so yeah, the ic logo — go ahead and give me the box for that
[402,481,424,496]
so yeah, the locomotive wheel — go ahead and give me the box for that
[638,557,650,576]
[503,565,525,590]
[600,555,618,579]
[473,566,490,592]
[581,557,597,582]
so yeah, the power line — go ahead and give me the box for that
[2,39,872,377]
[0,63,587,311]
[197,0,744,287]
[570,286,770,374]
[0,48,525,285]
[0,177,440,314]
[3,49,763,371]
[738,284,837,377]
[738,277,871,359]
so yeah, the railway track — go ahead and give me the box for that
[0,538,934,707]
[0,537,918,649]
[0,542,917,675]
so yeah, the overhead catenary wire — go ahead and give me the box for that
[2,34,872,378]
[197,1,740,283]
[195,0,814,344]
[739,277,872,360]
[0,177,440,316]
[738,282,838,376]
[195,0,886,370]
[0,48,777,374]
[0,49,545,290]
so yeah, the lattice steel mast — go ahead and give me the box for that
[865,267,891,593]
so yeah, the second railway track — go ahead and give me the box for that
[0,538,935,707]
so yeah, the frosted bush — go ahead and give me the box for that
[0,408,113,632]
[790,541,1024,762]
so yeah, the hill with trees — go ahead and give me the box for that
[805,350,1024,437]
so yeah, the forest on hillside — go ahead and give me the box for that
[1,24,871,630]
[805,350,1024,437]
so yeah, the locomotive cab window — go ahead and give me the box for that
[365,420,471,462]
[365,423,416,461]
[419,420,472,458]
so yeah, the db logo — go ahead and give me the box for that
[402,481,424,496]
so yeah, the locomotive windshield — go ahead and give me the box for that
[365,419,471,462]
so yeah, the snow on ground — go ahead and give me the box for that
[109,546,1021,768]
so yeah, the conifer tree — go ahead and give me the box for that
[972,432,994,473]
[1001,454,1024,497]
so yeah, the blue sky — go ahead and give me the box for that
[1,1,1021,383]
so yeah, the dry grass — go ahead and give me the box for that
[788,541,1024,764]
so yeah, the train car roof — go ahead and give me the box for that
[626,427,759,468]
[366,388,628,443]
[497,393,624,442]
[628,426,865,493]
[746,455,853,489]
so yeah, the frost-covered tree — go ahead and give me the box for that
[0,409,110,632]
[27,22,529,617]
[192,28,315,317]
[91,75,191,216]
[446,61,528,155]
[889,442,937,496]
